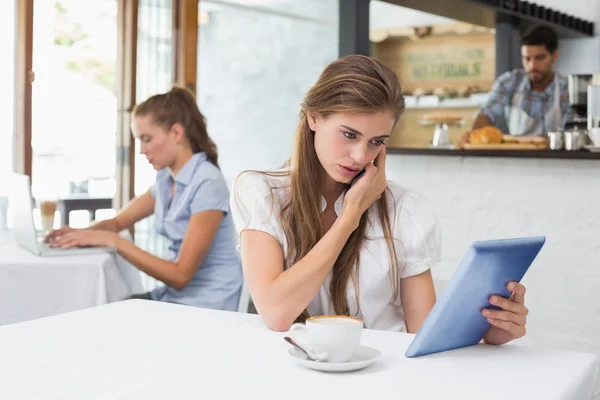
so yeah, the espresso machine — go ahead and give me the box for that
[588,76,600,147]
[564,74,592,130]
[588,80,600,131]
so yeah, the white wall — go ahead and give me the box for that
[555,37,600,74]
[198,0,338,185]
[386,155,600,356]
[551,0,600,74]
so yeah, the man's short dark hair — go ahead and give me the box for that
[521,25,558,53]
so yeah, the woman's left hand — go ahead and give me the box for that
[49,230,119,249]
[482,282,528,345]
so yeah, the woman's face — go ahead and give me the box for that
[308,111,394,185]
[132,114,180,170]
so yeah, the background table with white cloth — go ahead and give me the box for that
[0,300,597,399]
[0,233,144,326]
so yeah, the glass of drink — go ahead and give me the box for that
[38,198,57,235]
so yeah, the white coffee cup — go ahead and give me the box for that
[290,315,363,363]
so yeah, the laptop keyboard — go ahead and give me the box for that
[40,242,65,252]
[40,242,92,252]
[37,236,93,250]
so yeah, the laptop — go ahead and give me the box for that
[9,173,116,257]
[405,236,546,358]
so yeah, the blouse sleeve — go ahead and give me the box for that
[188,178,230,215]
[394,190,442,279]
[229,172,283,246]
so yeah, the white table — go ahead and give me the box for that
[0,300,597,400]
[0,234,144,326]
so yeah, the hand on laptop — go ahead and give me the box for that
[44,226,76,243]
[481,282,528,345]
[48,229,118,249]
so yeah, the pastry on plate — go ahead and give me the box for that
[432,87,448,98]
[469,126,504,144]
[457,86,473,98]
[413,88,426,97]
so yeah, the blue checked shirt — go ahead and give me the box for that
[480,69,572,133]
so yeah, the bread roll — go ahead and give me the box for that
[433,87,448,98]
[413,88,426,97]
[469,126,503,144]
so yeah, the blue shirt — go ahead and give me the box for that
[480,69,572,132]
[149,152,242,311]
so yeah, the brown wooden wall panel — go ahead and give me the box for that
[375,32,496,94]
[16,0,34,178]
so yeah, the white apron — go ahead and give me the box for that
[504,74,563,135]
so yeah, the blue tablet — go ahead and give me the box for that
[405,236,546,358]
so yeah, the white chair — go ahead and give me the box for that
[234,238,252,313]
[237,281,251,313]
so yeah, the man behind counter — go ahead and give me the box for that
[470,24,571,136]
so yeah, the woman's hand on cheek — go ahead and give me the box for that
[343,146,387,219]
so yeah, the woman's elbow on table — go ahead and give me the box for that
[263,316,294,332]
[255,303,297,332]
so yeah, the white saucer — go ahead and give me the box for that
[584,144,600,152]
[288,345,381,372]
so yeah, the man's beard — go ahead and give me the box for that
[529,70,549,84]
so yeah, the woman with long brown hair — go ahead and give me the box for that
[47,87,243,311]
[231,55,528,345]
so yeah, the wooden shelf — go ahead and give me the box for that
[387,147,600,160]
[404,93,489,110]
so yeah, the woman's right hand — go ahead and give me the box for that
[44,226,76,243]
[342,146,388,223]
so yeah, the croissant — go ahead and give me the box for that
[469,126,503,144]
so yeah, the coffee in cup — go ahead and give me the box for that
[290,315,363,363]
[39,200,57,234]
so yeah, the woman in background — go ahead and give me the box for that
[47,87,243,311]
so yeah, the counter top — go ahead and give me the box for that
[387,147,600,160]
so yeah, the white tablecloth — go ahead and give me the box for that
[0,300,597,400]
[0,234,144,326]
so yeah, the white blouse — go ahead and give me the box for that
[230,171,442,332]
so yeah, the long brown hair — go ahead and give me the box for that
[242,55,405,319]
[132,86,219,167]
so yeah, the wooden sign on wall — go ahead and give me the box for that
[375,32,496,93]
